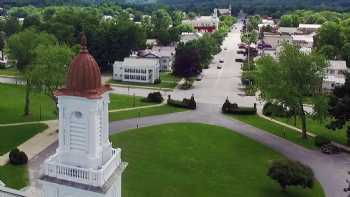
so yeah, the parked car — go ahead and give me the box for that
[196,75,203,81]
[224,47,228,50]
[235,58,244,62]
[238,43,246,49]
[217,65,222,69]
[219,59,224,63]
[237,50,246,54]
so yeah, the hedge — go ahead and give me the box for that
[222,98,256,115]
[167,95,196,110]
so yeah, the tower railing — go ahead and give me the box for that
[43,148,121,187]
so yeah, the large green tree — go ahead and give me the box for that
[255,43,328,139]
[31,44,74,106]
[6,28,57,115]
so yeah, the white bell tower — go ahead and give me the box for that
[40,34,126,197]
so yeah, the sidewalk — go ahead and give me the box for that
[0,120,58,166]
[109,100,167,113]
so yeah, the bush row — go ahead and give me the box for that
[167,95,196,110]
[222,99,256,115]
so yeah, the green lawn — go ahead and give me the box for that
[160,72,181,82]
[230,115,317,149]
[0,83,153,123]
[0,123,48,155]
[111,123,324,197]
[0,123,47,189]
[0,67,18,76]
[0,164,28,189]
[0,83,57,124]
[274,116,347,146]
[109,105,186,121]
[109,93,154,110]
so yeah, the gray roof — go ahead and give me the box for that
[329,60,347,71]
[116,57,159,67]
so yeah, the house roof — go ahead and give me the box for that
[298,24,322,29]
[329,60,347,71]
[182,16,219,27]
[292,34,314,43]
[139,46,175,58]
[278,27,299,35]
[116,57,159,67]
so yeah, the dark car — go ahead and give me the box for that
[238,43,246,49]
[237,50,246,54]
[235,58,244,62]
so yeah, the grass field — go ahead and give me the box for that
[0,123,47,189]
[0,83,57,124]
[109,104,186,121]
[274,116,347,146]
[109,93,154,110]
[0,123,48,155]
[230,115,317,149]
[110,123,324,197]
[0,67,17,76]
[0,83,152,123]
[0,164,28,189]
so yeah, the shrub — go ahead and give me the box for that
[154,79,161,84]
[222,98,256,115]
[144,92,163,103]
[179,80,193,90]
[167,95,196,110]
[9,148,28,165]
[268,159,314,191]
[262,102,289,117]
[314,135,331,147]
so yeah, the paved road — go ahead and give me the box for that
[109,23,257,107]
[29,103,350,197]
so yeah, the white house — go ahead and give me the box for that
[180,32,203,43]
[322,60,347,92]
[113,57,160,84]
[292,33,315,48]
[263,33,293,49]
[138,46,175,71]
[298,24,322,34]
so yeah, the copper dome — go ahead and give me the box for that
[55,34,111,99]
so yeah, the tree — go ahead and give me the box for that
[151,9,172,43]
[327,74,350,145]
[341,43,350,67]
[6,28,57,116]
[318,45,337,59]
[173,42,201,78]
[315,22,343,54]
[241,31,258,64]
[23,14,42,29]
[0,31,5,60]
[268,159,314,191]
[4,16,21,37]
[255,43,327,139]
[31,44,74,107]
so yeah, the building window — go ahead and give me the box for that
[74,111,82,119]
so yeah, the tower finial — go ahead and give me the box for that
[80,32,88,53]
